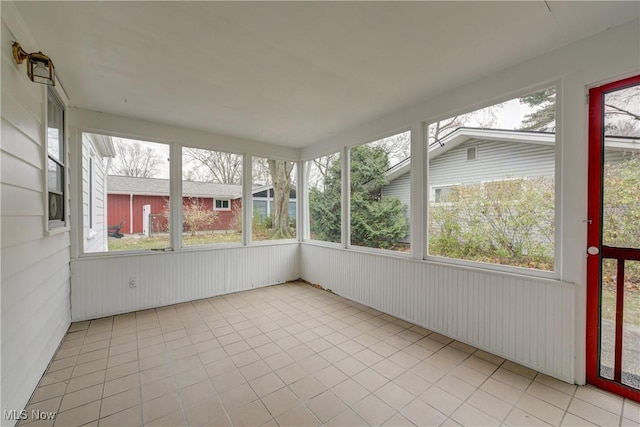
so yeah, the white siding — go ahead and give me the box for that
[1,17,71,420]
[301,244,575,382]
[81,135,107,253]
[429,139,555,189]
[381,172,411,242]
[71,244,300,320]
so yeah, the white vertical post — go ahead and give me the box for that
[342,147,350,249]
[297,160,304,241]
[411,121,426,260]
[169,143,182,250]
[70,126,81,258]
[242,154,252,246]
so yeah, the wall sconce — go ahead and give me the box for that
[12,42,55,86]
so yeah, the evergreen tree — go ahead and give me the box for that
[309,145,408,248]
[519,87,556,132]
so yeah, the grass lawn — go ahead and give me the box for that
[108,232,242,251]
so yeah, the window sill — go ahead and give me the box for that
[301,242,563,283]
[249,239,299,246]
[78,239,300,259]
[424,254,559,281]
[302,239,343,249]
[302,240,413,260]
[181,242,243,251]
[46,225,70,237]
[348,244,413,259]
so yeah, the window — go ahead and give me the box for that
[47,90,65,226]
[182,147,242,247]
[215,199,231,210]
[431,185,456,203]
[306,152,341,244]
[466,146,477,161]
[82,133,171,252]
[350,131,411,252]
[252,157,297,241]
[427,87,556,272]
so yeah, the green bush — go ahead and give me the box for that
[309,145,408,248]
[252,211,268,231]
[429,177,555,270]
[603,153,640,283]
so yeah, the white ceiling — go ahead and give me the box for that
[12,1,640,148]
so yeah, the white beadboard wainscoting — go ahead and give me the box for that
[71,243,300,321]
[301,244,576,383]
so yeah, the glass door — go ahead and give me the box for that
[587,75,640,401]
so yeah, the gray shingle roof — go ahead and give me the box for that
[107,175,242,198]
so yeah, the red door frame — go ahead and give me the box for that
[587,74,640,402]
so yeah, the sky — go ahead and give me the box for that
[112,137,171,179]
[494,98,531,130]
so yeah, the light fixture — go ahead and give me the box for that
[12,42,55,86]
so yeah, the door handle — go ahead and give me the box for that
[587,246,600,255]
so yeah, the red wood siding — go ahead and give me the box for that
[107,194,241,234]
[107,194,132,233]
[217,198,242,230]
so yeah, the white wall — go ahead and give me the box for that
[71,244,300,321]
[69,108,303,322]
[301,244,575,381]
[1,7,71,422]
[81,134,108,253]
[302,19,640,384]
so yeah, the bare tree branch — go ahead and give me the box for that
[111,141,163,178]
[605,103,640,121]
[183,148,242,184]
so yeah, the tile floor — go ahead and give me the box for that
[19,282,640,427]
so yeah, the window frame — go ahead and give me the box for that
[214,199,231,211]
[180,145,244,249]
[466,146,477,161]
[424,83,561,279]
[303,152,343,246]
[78,132,174,255]
[250,157,299,244]
[346,129,413,255]
[45,87,69,234]
[430,184,458,203]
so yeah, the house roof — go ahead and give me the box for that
[384,127,640,181]
[107,176,243,199]
[84,133,116,158]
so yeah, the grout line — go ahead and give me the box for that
[24,283,633,427]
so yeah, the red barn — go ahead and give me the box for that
[107,176,242,234]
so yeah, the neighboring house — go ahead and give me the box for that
[82,133,116,252]
[381,127,640,241]
[107,176,297,234]
[107,176,242,234]
[426,128,556,200]
[252,185,297,225]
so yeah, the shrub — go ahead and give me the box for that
[429,177,555,270]
[183,198,217,236]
